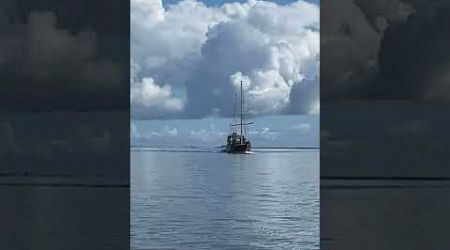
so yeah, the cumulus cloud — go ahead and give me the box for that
[249,126,281,141]
[132,123,227,146]
[131,122,139,138]
[1,11,122,89]
[292,123,311,135]
[0,5,126,111]
[287,75,319,114]
[131,0,319,119]
[132,123,285,146]
[131,59,183,118]
[188,127,227,142]
[322,0,450,101]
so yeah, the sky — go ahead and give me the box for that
[162,0,319,7]
[131,0,320,147]
[132,114,319,147]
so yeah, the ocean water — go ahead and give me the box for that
[0,183,128,250]
[131,148,319,250]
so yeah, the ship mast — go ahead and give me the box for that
[240,80,243,137]
[234,94,238,134]
[229,80,253,136]
[243,81,246,136]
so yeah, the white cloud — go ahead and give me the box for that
[249,126,281,140]
[189,128,227,142]
[0,11,122,89]
[131,0,319,119]
[164,126,179,137]
[142,125,180,139]
[131,122,139,138]
[131,59,183,118]
[292,123,311,135]
[309,101,320,115]
[134,124,226,145]
[131,77,183,112]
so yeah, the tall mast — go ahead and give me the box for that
[234,94,238,133]
[240,80,243,136]
[243,81,246,136]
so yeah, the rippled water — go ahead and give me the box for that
[131,149,319,249]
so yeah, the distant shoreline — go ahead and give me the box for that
[131,145,320,149]
[253,146,319,149]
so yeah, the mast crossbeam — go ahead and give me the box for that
[230,122,253,126]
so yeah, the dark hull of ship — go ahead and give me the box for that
[226,142,251,153]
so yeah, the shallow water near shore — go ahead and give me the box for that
[131,148,319,249]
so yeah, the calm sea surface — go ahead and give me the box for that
[131,148,319,250]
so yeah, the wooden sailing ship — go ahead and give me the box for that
[225,80,253,153]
